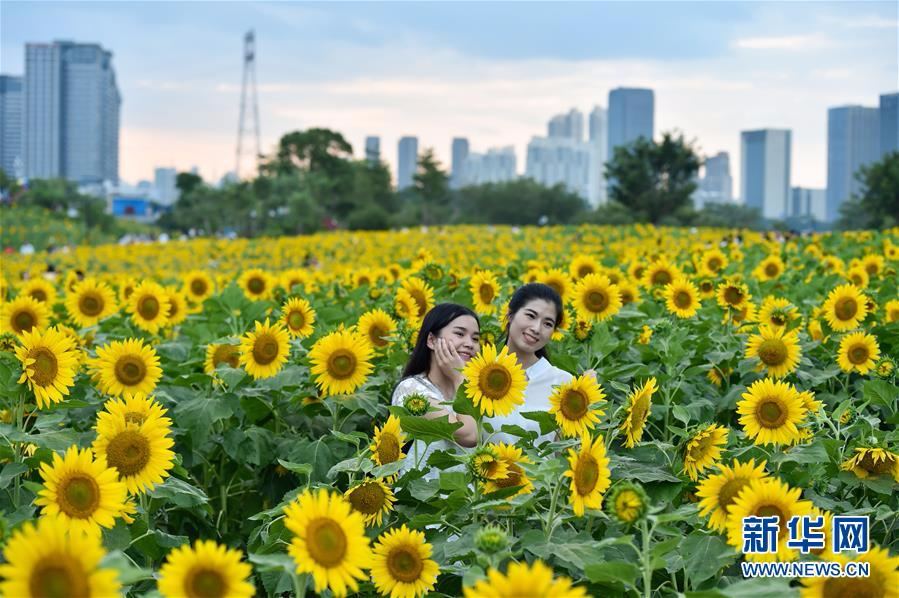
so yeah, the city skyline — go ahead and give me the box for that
[1,1,896,193]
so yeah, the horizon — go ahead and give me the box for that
[1,1,896,195]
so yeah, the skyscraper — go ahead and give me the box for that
[24,41,121,183]
[451,137,469,189]
[547,109,584,141]
[397,136,418,190]
[789,187,827,223]
[879,92,898,156]
[153,167,178,205]
[461,146,516,186]
[365,136,380,165]
[588,106,608,203]
[740,129,791,220]
[826,106,880,222]
[694,151,733,208]
[0,75,23,177]
[526,136,601,207]
[607,88,654,158]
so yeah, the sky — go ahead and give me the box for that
[1,1,896,195]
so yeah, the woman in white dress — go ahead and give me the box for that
[484,283,577,446]
[391,303,480,476]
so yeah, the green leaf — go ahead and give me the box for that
[584,561,639,588]
[520,411,558,435]
[671,404,691,425]
[408,477,441,502]
[399,415,461,444]
[863,379,898,408]
[149,477,209,508]
[0,462,29,486]
[248,552,297,573]
[681,532,737,586]
[277,459,313,477]
[426,450,465,470]
[462,565,486,587]
[439,471,468,491]
[100,551,154,585]
[686,577,794,598]
[370,459,406,479]
[770,441,830,465]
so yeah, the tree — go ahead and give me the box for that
[412,148,450,225]
[838,151,899,230]
[455,179,587,225]
[176,172,203,195]
[605,132,701,224]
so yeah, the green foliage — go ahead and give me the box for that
[455,179,587,225]
[838,151,899,230]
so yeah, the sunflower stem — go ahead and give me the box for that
[543,478,564,542]
[291,572,308,597]
[640,518,655,598]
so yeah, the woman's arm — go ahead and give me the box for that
[432,338,478,447]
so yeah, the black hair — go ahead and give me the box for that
[401,303,480,379]
[503,282,563,361]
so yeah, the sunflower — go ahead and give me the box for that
[117,277,138,305]
[757,296,798,329]
[370,525,440,598]
[548,374,606,437]
[682,424,729,481]
[605,481,648,526]
[569,254,601,280]
[283,488,372,598]
[737,378,806,446]
[281,268,312,294]
[744,325,802,378]
[357,308,397,349]
[394,288,420,325]
[15,326,79,409]
[92,338,163,399]
[753,254,785,281]
[716,279,751,310]
[281,297,316,338]
[638,325,653,345]
[572,273,621,322]
[469,270,501,314]
[162,286,189,326]
[36,446,129,535]
[698,248,729,276]
[619,377,658,448]
[697,278,716,299]
[308,328,374,395]
[800,544,899,598]
[840,447,899,482]
[182,270,215,303]
[536,267,571,302]
[204,342,241,375]
[482,443,533,498]
[345,478,396,527]
[885,299,899,323]
[617,278,641,305]
[65,278,117,328]
[822,283,868,331]
[564,433,611,516]
[93,407,175,495]
[464,559,588,598]
[238,268,272,301]
[20,278,58,306]
[400,277,434,318]
[461,344,527,417]
[1,294,49,336]
[238,319,291,380]
[797,389,822,414]
[836,331,880,375]
[573,318,592,341]
[351,268,376,288]
[127,281,171,334]
[664,277,700,318]
[725,477,814,561]
[0,514,121,598]
[469,445,510,482]
[846,265,869,289]
[370,415,407,467]
[642,257,681,291]
[158,539,255,598]
[876,357,896,379]
[98,394,172,428]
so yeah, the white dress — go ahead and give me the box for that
[483,357,573,446]
[391,374,467,479]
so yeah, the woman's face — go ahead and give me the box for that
[507,298,557,354]
[428,314,480,361]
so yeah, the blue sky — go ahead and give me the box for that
[2,1,896,192]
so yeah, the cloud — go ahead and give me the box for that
[733,33,835,51]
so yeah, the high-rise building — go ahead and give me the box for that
[694,151,733,208]
[526,136,601,207]
[607,87,654,158]
[789,187,827,223]
[588,106,608,203]
[451,137,469,189]
[24,41,121,183]
[153,167,178,205]
[397,136,418,190]
[547,109,584,142]
[461,146,516,186]
[0,75,23,178]
[740,129,791,220]
[826,106,880,222]
[364,136,380,165]
[879,92,898,156]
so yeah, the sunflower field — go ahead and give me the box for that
[0,224,897,597]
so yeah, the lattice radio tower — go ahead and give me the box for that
[235,30,261,179]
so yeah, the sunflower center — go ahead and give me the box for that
[673,290,692,309]
[560,389,588,420]
[700,281,713,293]
[79,292,103,316]
[620,289,634,304]
[187,566,227,598]
[688,434,716,461]
[327,349,357,379]
[479,283,495,304]
[574,454,600,496]
[247,277,265,294]
[59,474,100,518]
[770,313,786,326]
[106,429,151,476]
[757,399,788,428]
[492,462,523,489]
[252,334,279,366]
[615,490,642,522]
[213,345,240,368]
[347,482,386,515]
[30,556,89,598]
[307,518,348,567]
[115,355,147,386]
[858,452,894,474]
[13,309,35,332]
[367,325,388,347]
[387,546,424,583]
[755,504,787,534]
[410,291,428,316]
[708,257,722,271]
[479,365,512,400]
[718,477,750,510]
[578,265,594,278]
[723,287,743,305]
[287,311,305,330]
[834,297,858,321]
[29,347,59,386]
[377,434,400,464]
[821,576,881,598]
[585,290,608,312]
[757,339,788,366]
[190,279,208,296]
[765,263,779,277]
[31,289,49,302]
[651,270,672,286]
[848,345,869,365]
[630,396,650,427]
